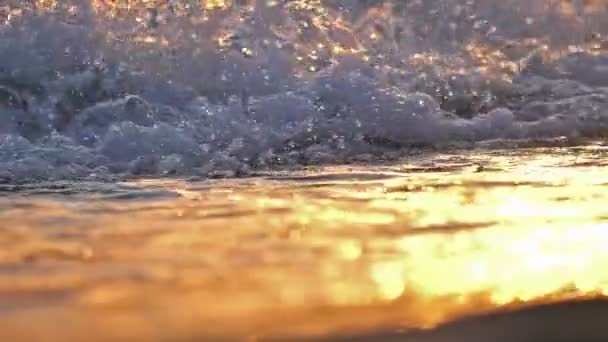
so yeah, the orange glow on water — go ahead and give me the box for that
[0,146,607,340]
[3,1,608,340]
[4,0,605,76]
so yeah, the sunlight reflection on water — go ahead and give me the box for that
[0,145,608,340]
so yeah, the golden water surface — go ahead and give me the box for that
[1,144,608,341]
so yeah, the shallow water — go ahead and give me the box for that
[1,144,608,340]
[3,1,608,340]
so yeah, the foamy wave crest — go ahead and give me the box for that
[1,0,608,183]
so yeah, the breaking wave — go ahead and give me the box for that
[1,0,608,183]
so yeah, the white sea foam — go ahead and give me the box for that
[1,1,608,183]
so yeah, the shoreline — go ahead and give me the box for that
[305,299,608,342]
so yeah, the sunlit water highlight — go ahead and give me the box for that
[1,144,608,340]
[3,1,608,340]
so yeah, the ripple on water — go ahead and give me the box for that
[0,148,607,339]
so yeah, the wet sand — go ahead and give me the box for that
[316,299,608,342]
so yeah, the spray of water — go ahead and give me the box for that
[1,0,608,183]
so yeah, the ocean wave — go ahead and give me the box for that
[1,1,608,183]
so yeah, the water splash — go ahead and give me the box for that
[1,0,608,183]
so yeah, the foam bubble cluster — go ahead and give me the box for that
[1,0,608,183]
